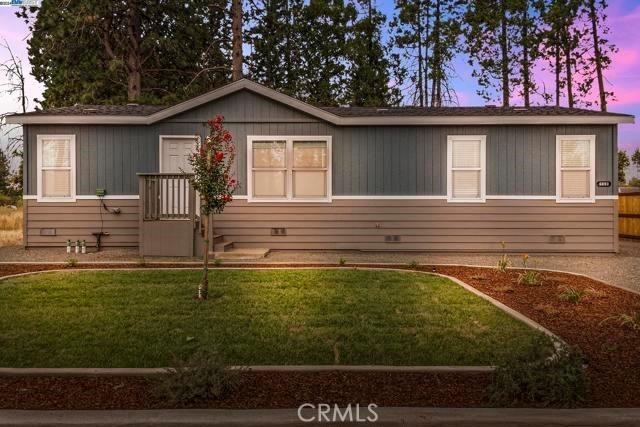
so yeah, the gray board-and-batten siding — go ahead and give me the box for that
[24,89,618,197]
[21,89,619,252]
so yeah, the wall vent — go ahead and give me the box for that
[384,235,401,242]
[271,228,287,236]
[549,235,566,244]
[39,228,56,236]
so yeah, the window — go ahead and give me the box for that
[37,135,76,202]
[248,136,331,202]
[447,135,486,202]
[556,135,596,202]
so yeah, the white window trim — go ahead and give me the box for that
[247,135,332,203]
[555,135,596,204]
[36,134,76,203]
[446,135,486,203]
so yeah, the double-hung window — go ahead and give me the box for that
[248,136,331,202]
[556,135,596,203]
[37,135,76,202]
[447,135,486,202]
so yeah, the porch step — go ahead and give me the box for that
[213,240,234,252]
[211,247,270,261]
[212,234,224,245]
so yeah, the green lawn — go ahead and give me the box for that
[0,269,545,367]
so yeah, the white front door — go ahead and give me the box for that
[160,136,197,216]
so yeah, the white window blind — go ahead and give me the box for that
[556,136,595,201]
[248,137,331,202]
[38,135,75,200]
[447,136,486,202]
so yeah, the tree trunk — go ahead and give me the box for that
[126,3,142,101]
[499,0,510,107]
[563,30,574,108]
[198,214,209,300]
[589,0,607,111]
[232,0,243,81]
[521,2,531,107]
[417,1,424,107]
[424,1,430,106]
[431,0,441,107]
[554,42,561,107]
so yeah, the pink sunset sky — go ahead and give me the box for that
[0,1,639,153]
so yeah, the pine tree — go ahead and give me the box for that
[581,0,616,111]
[247,0,304,96]
[465,0,519,107]
[347,0,397,106]
[18,0,232,106]
[298,0,355,106]
[0,150,10,196]
[618,150,630,185]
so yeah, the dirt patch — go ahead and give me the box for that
[0,372,490,410]
[0,262,639,408]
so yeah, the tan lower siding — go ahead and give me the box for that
[213,199,616,253]
[25,199,139,247]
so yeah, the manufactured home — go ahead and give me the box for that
[7,79,635,256]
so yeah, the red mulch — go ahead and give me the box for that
[0,262,639,409]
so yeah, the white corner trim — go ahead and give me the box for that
[22,195,36,200]
[555,135,596,204]
[447,135,487,204]
[36,134,76,203]
[247,135,332,203]
[5,79,635,125]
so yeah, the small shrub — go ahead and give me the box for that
[153,350,241,405]
[601,312,640,331]
[408,260,419,268]
[496,242,511,273]
[518,270,540,286]
[488,335,587,408]
[585,287,607,299]
[66,257,78,267]
[534,304,560,316]
[558,286,585,304]
[338,257,346,266]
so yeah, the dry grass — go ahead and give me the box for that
[0,206,22,246]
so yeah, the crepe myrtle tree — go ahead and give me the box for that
[187,115,239,300]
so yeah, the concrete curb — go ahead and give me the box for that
[1,408,640,426]
[0,365,494,377]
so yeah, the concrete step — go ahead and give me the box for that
[211,234,224,244]
[213,240,234,252]
[211,247,270,261]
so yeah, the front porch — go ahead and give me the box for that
[137,173,268,259]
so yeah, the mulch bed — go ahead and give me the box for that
[0,262,639,409]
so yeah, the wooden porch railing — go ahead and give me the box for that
[138,173,196,221]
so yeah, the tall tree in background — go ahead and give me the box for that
[232,0,243,81]
[0,38,27,197]
[19,0,232,106]
[465,0,517,107]
[247,0,304,95]
[581,0,616,111]
[632,148,640,174]
[618,150,630,185]
[347,0,397,106]
[0,150,10,197]
[298,0,355,105]
[514,0,540,107]
[390,0,431,106]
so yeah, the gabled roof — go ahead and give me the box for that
[6,79,635,126]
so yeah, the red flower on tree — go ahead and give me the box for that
[187,115,240,299]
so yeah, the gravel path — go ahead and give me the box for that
[1,240,638,292]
